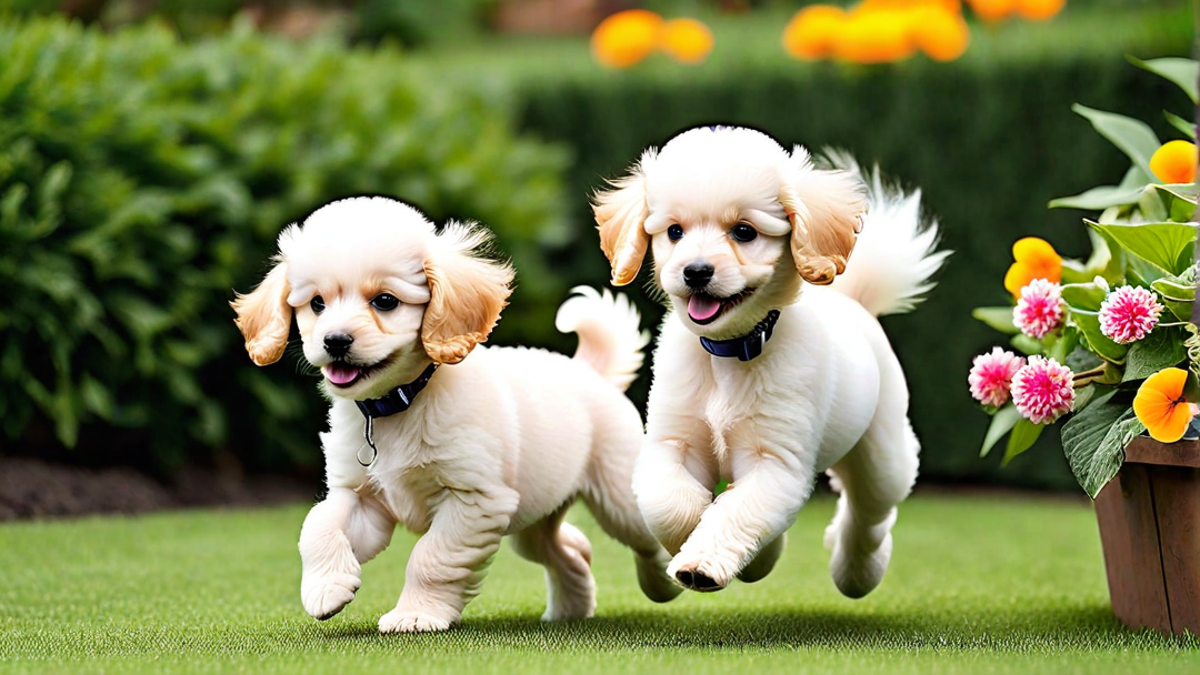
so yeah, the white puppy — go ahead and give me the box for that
[594,127,948,597]
[233,196,679,634]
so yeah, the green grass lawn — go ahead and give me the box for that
[1,494,1196,674]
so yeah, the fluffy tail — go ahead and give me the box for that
[824,153,951,317]
[555,286,648,392]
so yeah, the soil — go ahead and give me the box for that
[0,458,319,522]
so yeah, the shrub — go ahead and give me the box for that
[0,16,569,473]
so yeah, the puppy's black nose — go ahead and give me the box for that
[323,333,354,358]
[682,261,715,289]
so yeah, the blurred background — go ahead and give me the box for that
[0,0,1192,517]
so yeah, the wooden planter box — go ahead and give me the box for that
[1094,436,1200,635]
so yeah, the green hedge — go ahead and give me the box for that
[0,16,569,473]
[408,5,1194,489]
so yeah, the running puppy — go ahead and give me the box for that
[233,196,679,633]
[594,126,948,597]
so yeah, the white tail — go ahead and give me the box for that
[824,153,951,317]
[555,286,648,392]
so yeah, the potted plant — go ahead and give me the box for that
[967,56,1199,635]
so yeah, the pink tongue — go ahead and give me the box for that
[688,295,722,321]
[323,364,361,385]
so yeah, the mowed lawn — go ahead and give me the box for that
[0,493,1196,675]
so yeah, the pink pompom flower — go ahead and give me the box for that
[969,347,1026,408]
[1011,356,1075,425]
[1012,278,1065,339]
[1099,285,1162,344]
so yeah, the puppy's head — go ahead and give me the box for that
[594,126,866,338]
[231,197,513,399]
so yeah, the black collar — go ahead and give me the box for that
[355,363,439,419]
[698,310,780,362]
[353,363,439,467]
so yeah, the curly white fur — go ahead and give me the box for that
[233,197,679,633]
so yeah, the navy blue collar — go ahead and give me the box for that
[698,310,780,362]
[354,363,439,466]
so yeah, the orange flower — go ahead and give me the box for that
[832,9,917,64]
[1149,140,1198,184]
[782,5,848,60]
[591,10,665,68]
[911,6,970,61]
[1015,0,1065,21]
[661,18,714,64]
[1003,237,1062,299]
[966,0,1016,22]
[1134,368,1199,443]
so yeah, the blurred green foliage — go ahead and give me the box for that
[0,16,568,472]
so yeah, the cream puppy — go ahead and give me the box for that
[233,196,679,634]
[594,127,948,597]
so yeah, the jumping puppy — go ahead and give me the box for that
[233,196,679,633]
[594,127,948,597]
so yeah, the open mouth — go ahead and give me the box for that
[686,288,755,325]
[322,358,389,389]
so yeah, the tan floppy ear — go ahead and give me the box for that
[593,151,654,286]
[779,148,867,285]
[421,222,515,365]
[231,261,293,366]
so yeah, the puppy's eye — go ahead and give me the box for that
[730,223,758,243]
[310,296,326,314]
[667,224,684,242]
[370,293,400,311]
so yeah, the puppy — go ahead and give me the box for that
[233,196,679,633]
[594,127,948,597]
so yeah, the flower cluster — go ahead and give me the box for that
[1013,278,1064,339]
[591,10,713,68]
[1010,356,1075,424]
[969,347,1025,407]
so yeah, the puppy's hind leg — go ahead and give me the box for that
[824,410,919,599]
[511,505,598,621]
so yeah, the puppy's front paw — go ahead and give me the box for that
[301,572,362,620]
[667,552,732,593]
[378,608,454,634]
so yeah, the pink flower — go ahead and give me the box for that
[1099,285,1162,344]
[969,347,1025,407]
[1011,356,1075,424]
[1012,278,1065,339]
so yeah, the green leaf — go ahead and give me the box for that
[1128,56,1199,104]
[1072,104,1162,177]
[1164,110,1196,140]
[1122,326,1189,382]
[1151,275,1195,302]
[1063,396,1143,499]
[1010,333,1043,356]
[1060,282,1105,312]
[972,306,1018,335]
[980,404,1021,458]
[1068,309,1129,363]
[1087,220,1198,276]
[1049,185,1144,211]
[1002,419,1045,466]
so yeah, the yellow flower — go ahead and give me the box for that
[782,5,848,60]
[1134,368,1199,443]
[591,10,665,68]
[1003,237,1063,299]
[911,6,971,62]
[661,18,714,65]
[966,0,1016,22]
[832,9,917,64]
[1148,140,1198,185]
[1015,0,1066,21]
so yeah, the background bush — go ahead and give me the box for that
[0,16,568,474]
[404,4,1193,489]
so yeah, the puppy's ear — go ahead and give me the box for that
[779,147,867,285]
[231,261,292,366]
[593,151,654,286]
[421,222,514,365]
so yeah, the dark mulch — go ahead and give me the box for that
[0,458,319,522]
